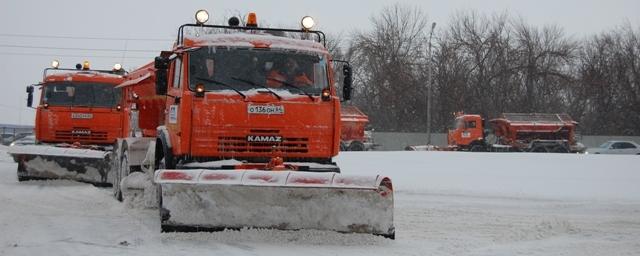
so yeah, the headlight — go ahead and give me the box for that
[51,60,60,69]
[195,10,209,25]
[301,16,315,30]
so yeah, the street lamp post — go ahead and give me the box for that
[426,22,436,145]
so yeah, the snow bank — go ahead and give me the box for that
[337,151,640,201]
[1,145,639,255]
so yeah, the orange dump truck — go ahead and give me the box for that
[8,62,126,185]
[340,106,376,151]
[110,11,394,238]
[447,112,584,153]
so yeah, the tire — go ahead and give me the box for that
[470,145,485,152]
[530,146,549,153]
[16,162,28,182]
[348,141,365,151]
[156,138,175,170]
[113,150,129,202]
[551,145,569,153]
[340,142,347,151]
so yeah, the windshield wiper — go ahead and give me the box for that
[195,76,246,99]
[231,76,281,101]
[266,78,314,101]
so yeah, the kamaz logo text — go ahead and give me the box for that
[247,135,283,143]
[72,130,91,135]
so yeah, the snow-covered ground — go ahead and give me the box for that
[1,145,639,255]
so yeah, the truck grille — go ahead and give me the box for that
[218,136,309,153]
[55,129,108,142]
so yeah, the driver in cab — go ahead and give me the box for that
[266,57,312,87]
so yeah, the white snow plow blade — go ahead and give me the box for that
[8,145,111,186]
[155,170,395,239]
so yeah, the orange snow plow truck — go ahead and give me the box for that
[448,112,585,153]
[8,62,126,185]
[111,11,394,238]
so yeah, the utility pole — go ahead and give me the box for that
[426,22,436,145]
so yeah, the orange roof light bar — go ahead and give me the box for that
[247,12,258,27]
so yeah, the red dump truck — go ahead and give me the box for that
[340,106,376,151]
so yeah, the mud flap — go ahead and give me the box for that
[8,145,111,186]
[155,170,395,238]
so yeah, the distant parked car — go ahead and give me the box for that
[587,141,640,155]
[9,135,35,147]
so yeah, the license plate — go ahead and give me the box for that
[71,113,93,119]
[248,104,284,115]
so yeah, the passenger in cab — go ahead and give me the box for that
[266,57,312,87]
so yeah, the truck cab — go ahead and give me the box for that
[121,14,353,172]
[447,114,485,150]
[29,64,126,147]
[10,62,127,185]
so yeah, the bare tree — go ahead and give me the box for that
[350,3,430,131]
[576,24,640,135]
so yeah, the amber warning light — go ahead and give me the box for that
[247,12,258,27]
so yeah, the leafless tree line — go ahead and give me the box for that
[334,4,640,135]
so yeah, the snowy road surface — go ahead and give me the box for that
[1,146,639,255]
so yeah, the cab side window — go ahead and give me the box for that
[172,58,183,88]
[466,121,477,129]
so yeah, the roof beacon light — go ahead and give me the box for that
[113,63,122,71]
[301,16,315,30]
[247,12,258,27]
[195,10,209,25]
[51,60,60,69]
[82,61,90,70]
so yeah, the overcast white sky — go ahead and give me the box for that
[1,0,638,125]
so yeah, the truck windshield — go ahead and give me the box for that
[42,82,122,108]
[189,47,329,95]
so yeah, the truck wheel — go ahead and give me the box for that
[156,140,175,170]
[348,141,365,151]
[340,142,347,151]
[551,145,569,153]
[113,150,129,202]
[531,146,548,153]
[17,162,29,182]
[470,145,485,152]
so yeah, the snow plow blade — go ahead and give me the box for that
[155,170,395,239]
[8,145,112,186]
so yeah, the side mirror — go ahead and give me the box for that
[342,65,353,101]
[26,85,34,107]
[154,56,169,95]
